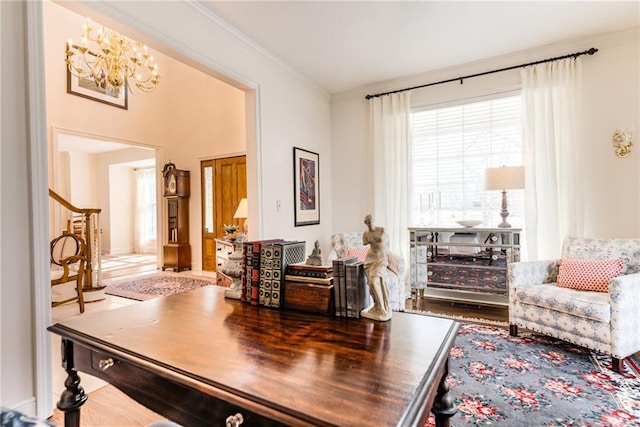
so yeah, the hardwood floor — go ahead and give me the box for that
[48,295,501,426]
[48,386,164,427]
[406,296,509,324]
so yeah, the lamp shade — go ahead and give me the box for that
[485,166,525,191]
[233,198,248,219]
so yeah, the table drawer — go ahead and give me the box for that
[71,345,284,427]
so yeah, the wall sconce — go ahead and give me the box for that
[612,130,633,158]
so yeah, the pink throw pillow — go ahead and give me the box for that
[346,248,368,262]
[556,258,624,293]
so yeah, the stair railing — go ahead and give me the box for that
[49,189,102,290]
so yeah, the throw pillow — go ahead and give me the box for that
[556,258,625,292]
[346,247,368,262]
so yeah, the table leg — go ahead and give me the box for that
[56,339,87,427]
[431,359,456,427]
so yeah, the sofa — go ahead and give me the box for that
[508,235,640,373]
[328,232,406,311]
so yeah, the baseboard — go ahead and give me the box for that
[6,396,37,418]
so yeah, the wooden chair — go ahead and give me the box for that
[50,232,86,313]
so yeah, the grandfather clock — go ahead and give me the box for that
[161,162,191,272]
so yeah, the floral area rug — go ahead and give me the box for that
[427,323,639,426]
[105,272,216,301]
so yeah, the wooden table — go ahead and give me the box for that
[49,286,459,427]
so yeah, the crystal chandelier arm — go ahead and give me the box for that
[65,19,160,95]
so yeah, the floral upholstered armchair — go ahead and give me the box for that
[508,235,640,373]
[328,232,406,311]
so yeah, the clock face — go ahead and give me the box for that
[167,174,177,194]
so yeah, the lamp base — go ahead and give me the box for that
[498,190,512,228]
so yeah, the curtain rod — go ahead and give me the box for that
[365,47,598,100]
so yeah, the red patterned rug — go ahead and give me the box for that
[105,272,216,301]
[426,323,639,426]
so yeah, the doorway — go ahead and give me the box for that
[201,156,247,271]
[51,130,160,280]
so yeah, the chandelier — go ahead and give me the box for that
[65,19,160,94]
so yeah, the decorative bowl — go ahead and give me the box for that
[456,220,483,228]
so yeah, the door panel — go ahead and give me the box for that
[201,160,216,271]
[201,156,246,271]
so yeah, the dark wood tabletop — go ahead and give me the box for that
[49,286,459,427]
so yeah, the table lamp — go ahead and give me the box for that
[234,198,248,235]
[485,166,524,228]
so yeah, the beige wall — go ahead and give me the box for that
[43,1,247,268]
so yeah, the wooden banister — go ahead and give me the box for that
[49,189,101,215]
[49,188,102,291]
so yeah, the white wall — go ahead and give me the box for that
[95,147,156,254]
[108,164,135,254]
[1,1,37,415]
[69,151,98,208]
[3,0,333,417]
[331,29,640,244]
[70,1,334,256]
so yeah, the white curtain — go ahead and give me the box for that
[369,92,411,268]
[134,168,157,254]
[521,58,584,260]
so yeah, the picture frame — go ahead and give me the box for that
[293,147,320,226]
[66,46,128,110]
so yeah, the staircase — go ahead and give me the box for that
[49,189,106,302]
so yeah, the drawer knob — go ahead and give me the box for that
[225,413,244,427]
[427,271,433,276]
[492,255,498,260]
[98,358,114,371]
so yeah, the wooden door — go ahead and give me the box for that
[201,156,246,271]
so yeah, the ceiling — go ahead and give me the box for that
[57,133,155,167]
[202,1,639,94]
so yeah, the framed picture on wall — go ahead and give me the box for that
[66,46,128,110]
[293,147,320,226]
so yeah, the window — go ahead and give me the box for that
[410,94,523,227]
[135,168,157,253]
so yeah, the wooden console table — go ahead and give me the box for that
[49,287,459,426]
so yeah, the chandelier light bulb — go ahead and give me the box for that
[65,19,160,94]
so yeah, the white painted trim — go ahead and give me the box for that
[248,86,264,240]
[26,0,54,419]
[51,126,161,151]
[9,397,37,417]
[82,0,323,95]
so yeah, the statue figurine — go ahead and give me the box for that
[361,214,392,321]
[224,234,246,299]
[306,240,323,266]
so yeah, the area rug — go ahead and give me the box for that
[426,323,639,426]
[105,272,216,301]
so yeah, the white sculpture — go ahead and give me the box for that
[361,214,392,321]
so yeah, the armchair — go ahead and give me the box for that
[50,231,87,313]
[508,235,640,373]
[328,232,406,311]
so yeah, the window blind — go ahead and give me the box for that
[410,95,523,227]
